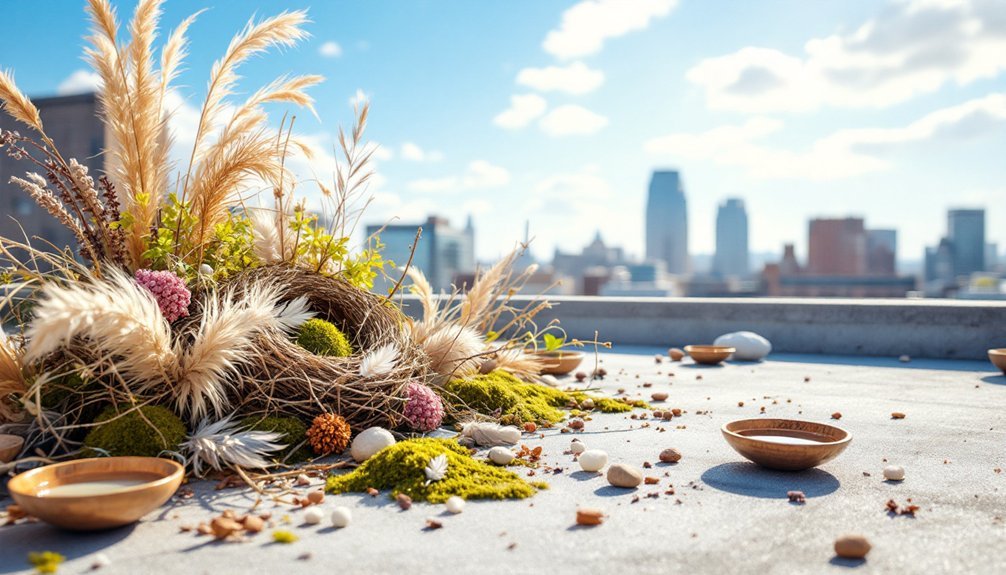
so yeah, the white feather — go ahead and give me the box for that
[359,343,398,378]
[182,416,286,477]
[424,453,448,482]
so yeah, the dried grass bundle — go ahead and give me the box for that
[0,332,27,423]
[211,265,430,429]
[0,69,43,133]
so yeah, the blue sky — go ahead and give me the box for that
[2,0,1004,265]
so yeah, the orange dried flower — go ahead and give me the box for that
[307,413,351,455]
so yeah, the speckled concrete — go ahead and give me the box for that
[2,349,1005,575]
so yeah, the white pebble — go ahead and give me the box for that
[445,496,465,514]
[304,507,325,525]
[488,446,515,465]
[330,506,352,528]
[350,427,396,462]
[883,465,905,481]
[578,449,608,472]
[570,440,586,454]
[90,553,111,569]
[199,263,214,276]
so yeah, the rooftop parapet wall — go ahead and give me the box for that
[398,295,1006,360]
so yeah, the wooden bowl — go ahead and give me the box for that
[531,350,585,375]
[989,349,1006,375]
[684,345,735,366]
[721,418,852,471]
[0,434,24,463]
[8,457,184,530]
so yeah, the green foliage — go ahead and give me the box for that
[240,416,311,462]
[142,193,194,272]
[444,370,569,424]
[542,333,564,352]
[201,213,255,280]
[296,318,354,357]
[325,438,539,503]
[40,372,92,410]
[83,405,187,458]
[272,530,298,544]
[289,209,390,290]
[28,551,65,574]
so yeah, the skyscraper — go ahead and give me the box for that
[947,209,985,276]
[365,215,475,294]
[807,218,866,275]
[866,229,897,275]
[713,198,749,277]
[645,170,688,274]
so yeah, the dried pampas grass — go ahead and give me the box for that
[409,321,484,383]
[182,416,285,477]
[0,332,27,423]
[0,68,43,133]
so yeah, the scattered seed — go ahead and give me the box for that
[576,508,604,526]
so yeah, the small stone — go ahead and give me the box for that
[668,348,685,361]
[891,412,906,419]
[607,463,643,488]
[523,422,537,433]
[330,507,352,528]
[654,354,664,363]
[659,448,682,463]
[90,553,111,569]
[580,398,595,410]
[307,490,325,504]
[397,493,413,510]
[304,507,324,525]
[296,473,311,487]
[651,392,668,401]
[350,427,396,463]
[578,449,608,472]
[834,534,871,559]
[568,419,584,430]
[644,476,659,485]
[883,465,905,481]
[445,496,465,514]
[489,446,515,465]
[575,371,587,382]
[210,517,242,539]
[570,440,586,454]
[787,490,806,503]
[831,412,842,420]
[576,508,604,526]
[367,487,379,497]
[242,515,264,533]
[425,518,443,529]
[196,523,213,536]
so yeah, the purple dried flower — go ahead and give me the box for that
[135,269,191,323]
[403,381,444,432]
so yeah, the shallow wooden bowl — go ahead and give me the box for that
[685,345,735,365]
[989,349,1006,375]
[8,457,184,530]
[721,418,852,471]
[0,434,24,463]
[531,350,585,375]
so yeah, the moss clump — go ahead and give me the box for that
[570,392,648,413]
[444,370,569,424]
[296,318,353,357]
[83,405,186,458]
[325,438,539,503]
[240,416,311,462]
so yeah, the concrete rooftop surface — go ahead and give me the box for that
[2,348,1005,575]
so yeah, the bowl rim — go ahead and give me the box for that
[8,456,184,500]
[684,345,736,353]
[721,417,852,447]
[529,349,585,358]
[989,348,1006,356]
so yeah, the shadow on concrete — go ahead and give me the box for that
[767,354,991,373]
[981,374,1006,385]
[569,470,602,482]
[679,363,726,370]
[700,462,840,499]
[829,557,867,568]
[0,522,135,573]
[593,485,637,497]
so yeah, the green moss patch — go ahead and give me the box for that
[240,416,312,462]
[444,370,568,424]
[570,392,648,413]
[325,438,539,503]
[83,405,186,458]
[296,318,353,357]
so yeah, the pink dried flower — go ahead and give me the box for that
[403,382,444,432]
[134,269,191,323]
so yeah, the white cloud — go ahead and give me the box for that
[57,70,102,95]
[538,104,609,136]
[516,61,605,95]
[688,0,1006,113]
[318,41,342,58]
[349,89,368,108]
[407,160,510,193]
[543,0,678,60]
[644,93,1006,180]
[493,94,548,130]
[400,142,444,162]
[533,166,612,202]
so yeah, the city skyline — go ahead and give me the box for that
[0,0,1004,262]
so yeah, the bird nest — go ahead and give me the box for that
[207,265,430,430]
